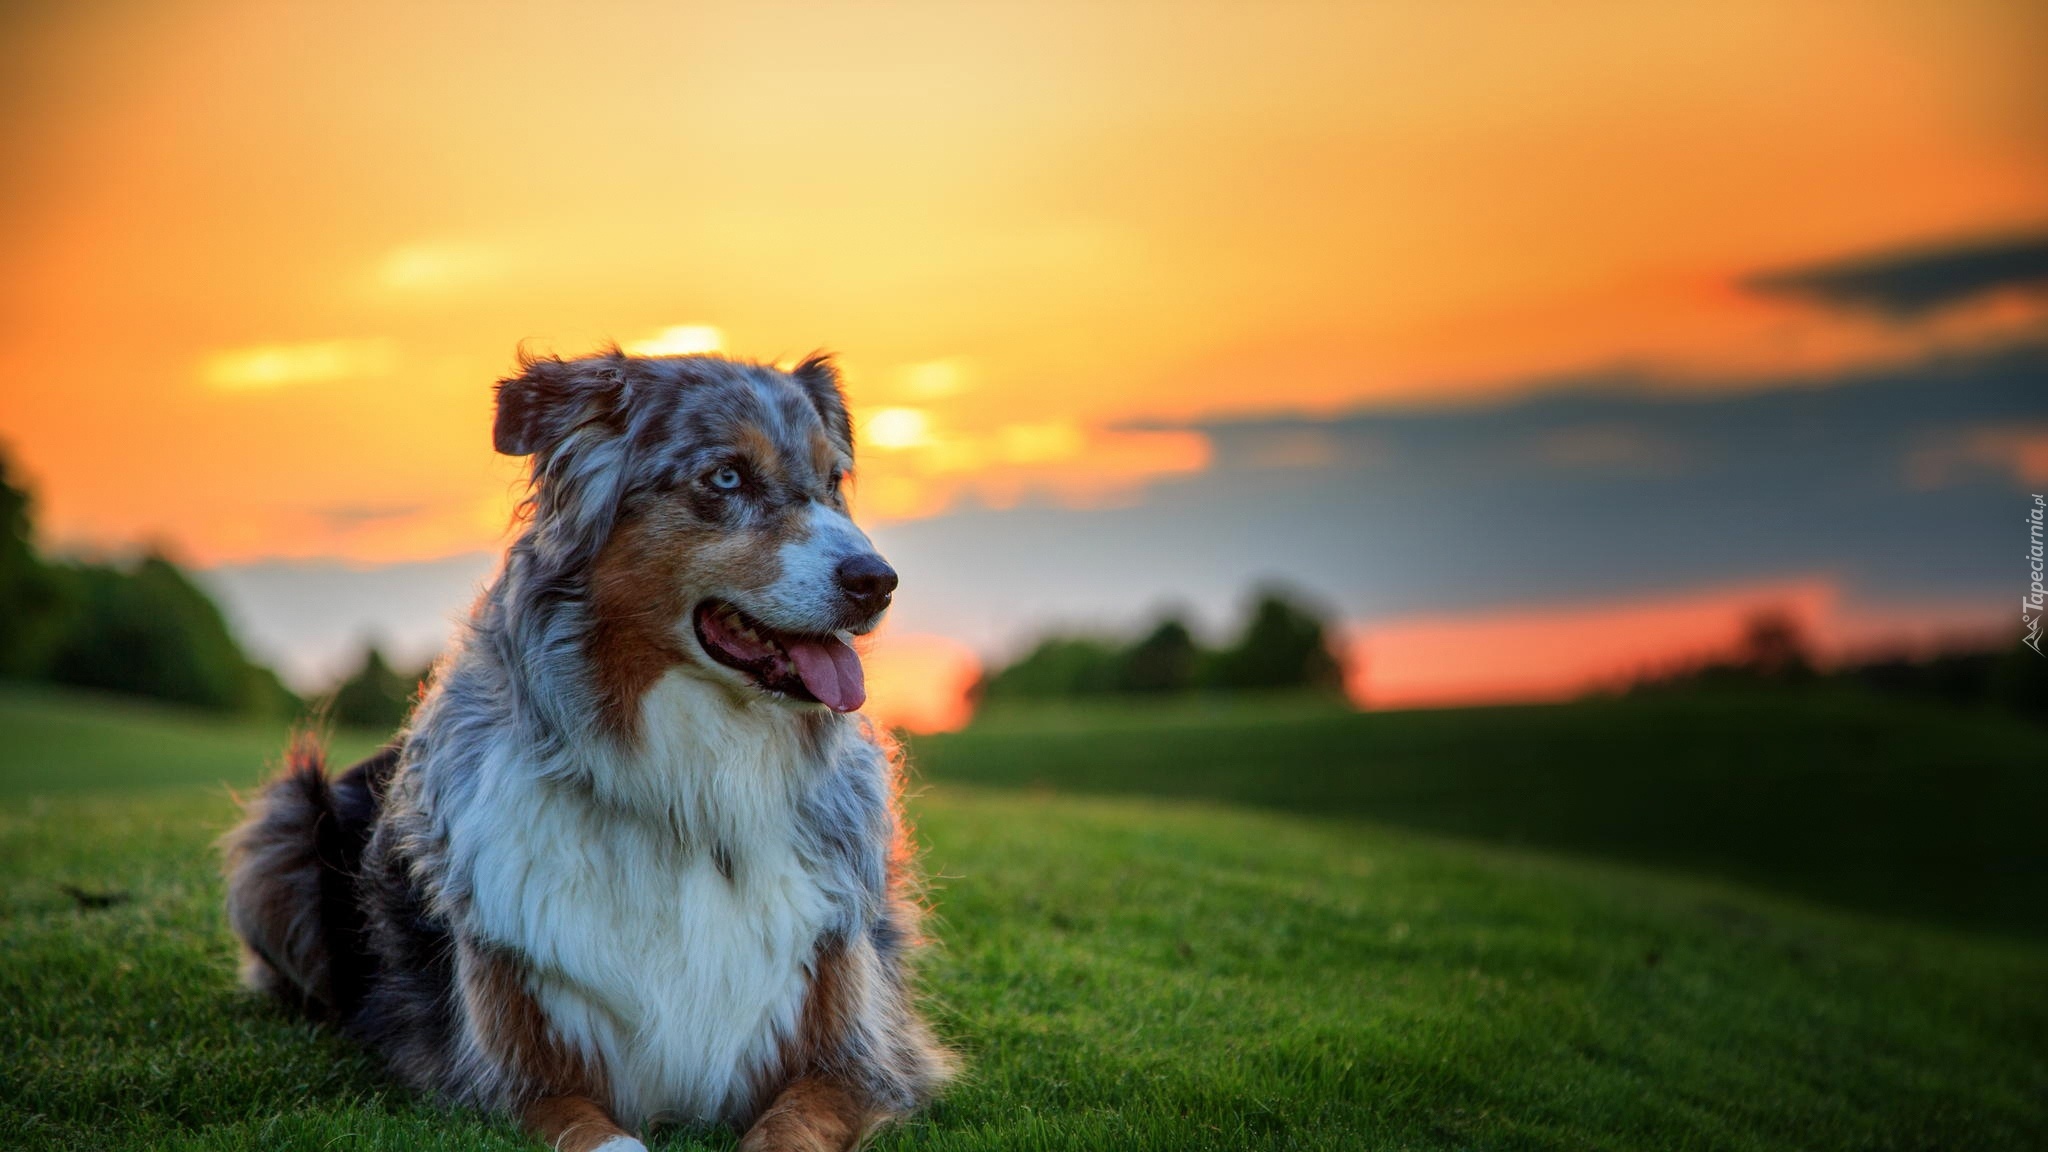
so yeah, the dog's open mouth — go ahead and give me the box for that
[693,600,866,713]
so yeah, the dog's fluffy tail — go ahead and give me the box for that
[221,733,394,1020]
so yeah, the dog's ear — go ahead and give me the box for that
[791,352,854,456]
[493,351,623,457]
[492,374,547,456]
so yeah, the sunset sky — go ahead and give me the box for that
[3,1,2044,728]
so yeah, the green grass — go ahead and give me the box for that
[0,686,386,802]
[2,687,2045,1149]
[911,690,2048,937]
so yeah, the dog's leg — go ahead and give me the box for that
[523,1095,644,1152]
[459,943,639,1152]
[738,1076,874,1152]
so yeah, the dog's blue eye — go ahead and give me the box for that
[709,466,743,491]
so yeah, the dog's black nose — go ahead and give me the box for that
[836,554,898,611]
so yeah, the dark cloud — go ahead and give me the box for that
[1745,229,2048,319]
[869,339,2048,649]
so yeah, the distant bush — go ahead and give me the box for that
[1121,618,1201,693]
[327,645,430,731]
[979,587,1347,703]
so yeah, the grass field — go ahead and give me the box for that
[3,686,2045,1150]
[913,690,2048,938]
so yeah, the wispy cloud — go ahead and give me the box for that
[311,502,429,533]
[374,242,508,294]
[200,339,396,391]
[894,359,971,400]
[1906,426,2048,489]
[851,403,1209,522]
[1531,423,1687,474]
[1747,229,2048,320]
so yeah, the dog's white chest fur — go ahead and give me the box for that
[452,673,834,1127]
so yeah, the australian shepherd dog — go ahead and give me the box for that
[222,350,952,1151]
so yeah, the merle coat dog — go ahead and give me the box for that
[223,351,951,1152]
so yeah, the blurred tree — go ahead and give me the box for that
[978,635,1123,700]
[0,449,68,677]
[1118,616,1200,693]
[244,663,304,719]
[1736,609,1815,683]
[977,589,1351,704]
[328,644,424,731]
[1205,589,1345,692]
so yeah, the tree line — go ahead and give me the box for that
[975,589,1347,703]
[0,448,298,716]
[1626,609,2048,722]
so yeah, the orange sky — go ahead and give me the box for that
[3,0,2042,562]
[1,2,2043,727]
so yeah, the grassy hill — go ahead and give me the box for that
[2,686,2044,1150]
[909,689,2048,937]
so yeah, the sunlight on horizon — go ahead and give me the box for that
[623,325,725,357]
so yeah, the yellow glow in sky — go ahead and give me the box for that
[863,408,934,452]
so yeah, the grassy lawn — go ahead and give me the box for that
[3,687,2045,1149]
[0,686,387,802]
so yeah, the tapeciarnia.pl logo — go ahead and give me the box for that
[2027,494,2045,657]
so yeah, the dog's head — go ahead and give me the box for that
[495,349,891,714]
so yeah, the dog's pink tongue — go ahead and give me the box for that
[787,635,865,713]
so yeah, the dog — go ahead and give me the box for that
[222,350,952,1152]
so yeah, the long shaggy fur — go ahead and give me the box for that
[222,735,394,1019]
[221,351,952,1152]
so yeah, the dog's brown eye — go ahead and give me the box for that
[708,465,744,491]
[827,469,844,493]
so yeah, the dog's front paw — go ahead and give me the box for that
[589,1137,648,1152]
